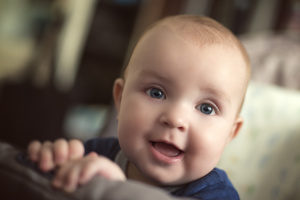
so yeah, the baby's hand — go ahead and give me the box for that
[27,139,84,172]
[52,152,126,192]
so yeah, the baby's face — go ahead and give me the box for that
[114,26,247,185]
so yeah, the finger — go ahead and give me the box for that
[102,161,126,181]
[39,141,55,171]
[87,152,98,158]
[96,156,126,181]
[53,139,68,165]
[77,153,101,184]
[68,139,84,160]
[52,162,72,188]
[78,156,102,184]
[107,165,126,181]
[53,161,81,192]
[62,165,81,193]
[79,155,125,184]
[27,140,42,162]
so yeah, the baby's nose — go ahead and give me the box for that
[159,104,188,132]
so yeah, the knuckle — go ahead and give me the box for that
[87,152,98,159]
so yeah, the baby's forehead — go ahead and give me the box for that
[150,17,249,65]
[155,17,232,47]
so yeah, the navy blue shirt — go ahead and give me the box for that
[84,137,239,200]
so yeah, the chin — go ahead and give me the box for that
[157,178,188,186]
[145,171,185,186]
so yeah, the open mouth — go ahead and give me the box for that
[151,141,184,158]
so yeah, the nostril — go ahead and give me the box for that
[161,118,186,132]
[159,112,187,131]
[178,126,185,132]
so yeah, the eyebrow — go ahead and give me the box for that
[202,86,231,106]
[137,69,173,84]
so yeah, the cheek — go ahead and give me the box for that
[117,95,153,140]
[186,120,232,171]
[117,95,157,161]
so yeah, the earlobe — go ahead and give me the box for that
[113,78,125,113]
[227,116,243,143]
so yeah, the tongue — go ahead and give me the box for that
[153,142,181,157]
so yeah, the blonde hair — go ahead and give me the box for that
[122,15,250,79]
[159,15,250,68]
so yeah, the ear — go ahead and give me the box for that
[113,78,125,114]
[227,116,243,144]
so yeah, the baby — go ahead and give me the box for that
[27,15,250,199]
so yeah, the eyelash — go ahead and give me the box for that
[195,102,218,115]
[146,87,166,99]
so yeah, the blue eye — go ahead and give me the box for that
[146,88,165,99]
[197,103,215,115]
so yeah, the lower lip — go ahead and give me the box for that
[149,142,184,165]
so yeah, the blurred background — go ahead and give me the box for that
[0,0,299,148]
[0,1,300,199]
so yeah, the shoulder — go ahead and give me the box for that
[172,168,239,200]
[84,137,120,160]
